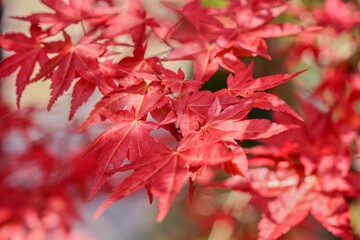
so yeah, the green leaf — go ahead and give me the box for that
[201,0,229,8]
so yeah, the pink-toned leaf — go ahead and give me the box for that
[224,62,306,97]
[311,194,353,240]
[175,91,215,136]
[204,118,290,140]
[252,23,319,38]
[79,84,169,131]
[258,181,316,240]
[84,110,158,200]
[32,33,107,111]
[250,92,303,121]
[95,132,237,221]
[69,79,96,120]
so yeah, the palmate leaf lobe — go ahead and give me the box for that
[31,32,111,117]
[0,25,48,108]
[84,109,159,200]
[95,131,239,221]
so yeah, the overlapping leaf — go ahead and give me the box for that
[95,131,239,221]
[32,32,112,116]
[84,109,159,200]
[258,180,316,240]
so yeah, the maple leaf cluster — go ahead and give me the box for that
[214,1,360,239]
[0,0,360,239]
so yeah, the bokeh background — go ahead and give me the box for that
[1,0,360,239]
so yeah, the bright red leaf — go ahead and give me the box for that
[0,25,48,108]
[83,109,159,200]
[96,131,239,221]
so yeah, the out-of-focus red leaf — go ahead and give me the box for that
[258,179,316,240]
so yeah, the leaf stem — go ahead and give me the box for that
[80,20,87,35]
[162,16,184,49]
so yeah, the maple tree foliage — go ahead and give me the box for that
[0,0,360,239]
[0,100,105,239]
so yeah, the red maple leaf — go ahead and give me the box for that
[216,61,306,97]
[95,131,239,221]
[79,81,170,130]
[0,25,48,108]
[201,98,291,140]
[214,62,305,121]
[83,109,159,200]
[165,41,245,82]
[31,32,113,117]
[258,176,354,240]
[101,0,158,45]
[13,0,118,34]
[244,96,360,239]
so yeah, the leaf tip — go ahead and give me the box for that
[93,199,112,220]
